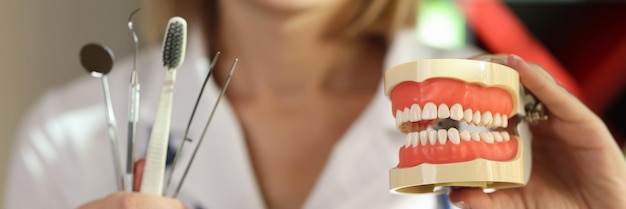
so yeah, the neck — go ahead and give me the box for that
[206,0,386,103]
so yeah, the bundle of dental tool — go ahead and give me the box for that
[78,9,238,198]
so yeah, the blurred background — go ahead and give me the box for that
[0,0,138,206]
[1,0,625,208]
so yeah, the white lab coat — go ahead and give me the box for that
[4,28,479,209]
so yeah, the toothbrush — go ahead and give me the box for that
[79,43,124,191]
[163,51,221,196]
[140,16,187,195]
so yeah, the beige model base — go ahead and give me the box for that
[390,159,526,194]
[389,134,530,194]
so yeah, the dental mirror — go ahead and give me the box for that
[79,43,124,190]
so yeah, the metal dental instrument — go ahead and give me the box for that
[173,58,238,198]
[163,51,221,196]
[126,8,141,192]
[80,43,124,191]
[141,16,188,196]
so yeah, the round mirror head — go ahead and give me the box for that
[80,43,114,77]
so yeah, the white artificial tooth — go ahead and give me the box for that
[472,111,482,125]
[501,131,510,141]
[395,110,403,128]
[404,134,411,147]
[482,111,493,127]
[422,102,438,120]
[480,132,494,143]
[438,104,450,119]
[493,131,503,142]
[450,104,463,121]
[411,132,419,147]
[402,107,410,123]
[409,104,421,122]
[471,132,480,141]
[420,131,428,145]
[437,129,447,145]
[428,130,437,145]
[448,128,460,144]
[460,130,471,141]
[501,114,508,127]
[463,109,473,122]
[493,113,502,127]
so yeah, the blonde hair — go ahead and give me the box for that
[332,0,418,41]
[142,0,417,44]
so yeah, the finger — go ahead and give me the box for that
[77,193,129,209]
[78,192,187,209]
[471,54,592,123]
[133,158,145,192]
[77,197,105,209]
[448,188,493,209]
[505,55,591,121]
[469,54,508,64]
[449,188,529,209]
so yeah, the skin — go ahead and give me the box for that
[209,0,383,208]
[78,1,626,208]
[77,193,185,209]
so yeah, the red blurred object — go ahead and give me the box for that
[459,0,582,99]
[459,0,626,145]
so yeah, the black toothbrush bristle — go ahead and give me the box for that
[163,18,187,69]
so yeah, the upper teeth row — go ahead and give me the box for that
[395,103,509,128]
[403,128,511,147]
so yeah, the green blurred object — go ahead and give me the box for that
[416,0,466,49]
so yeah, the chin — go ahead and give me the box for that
[384,59,532,194]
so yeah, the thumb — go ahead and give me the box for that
[133,158,145,192]
[449,188,527,209]
[448,188,493,209]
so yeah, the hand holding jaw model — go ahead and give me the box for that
[385,54,626,209]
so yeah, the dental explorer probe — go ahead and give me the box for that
[163,51,221,196]
[125,8,141,192]
[140,16,187,196]
[79,43,124,191]
[173,58,238,198]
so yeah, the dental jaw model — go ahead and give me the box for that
[384,59,533,193]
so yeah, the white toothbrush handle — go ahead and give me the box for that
[140,69,177,195]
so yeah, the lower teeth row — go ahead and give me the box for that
[404,128,510,147]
